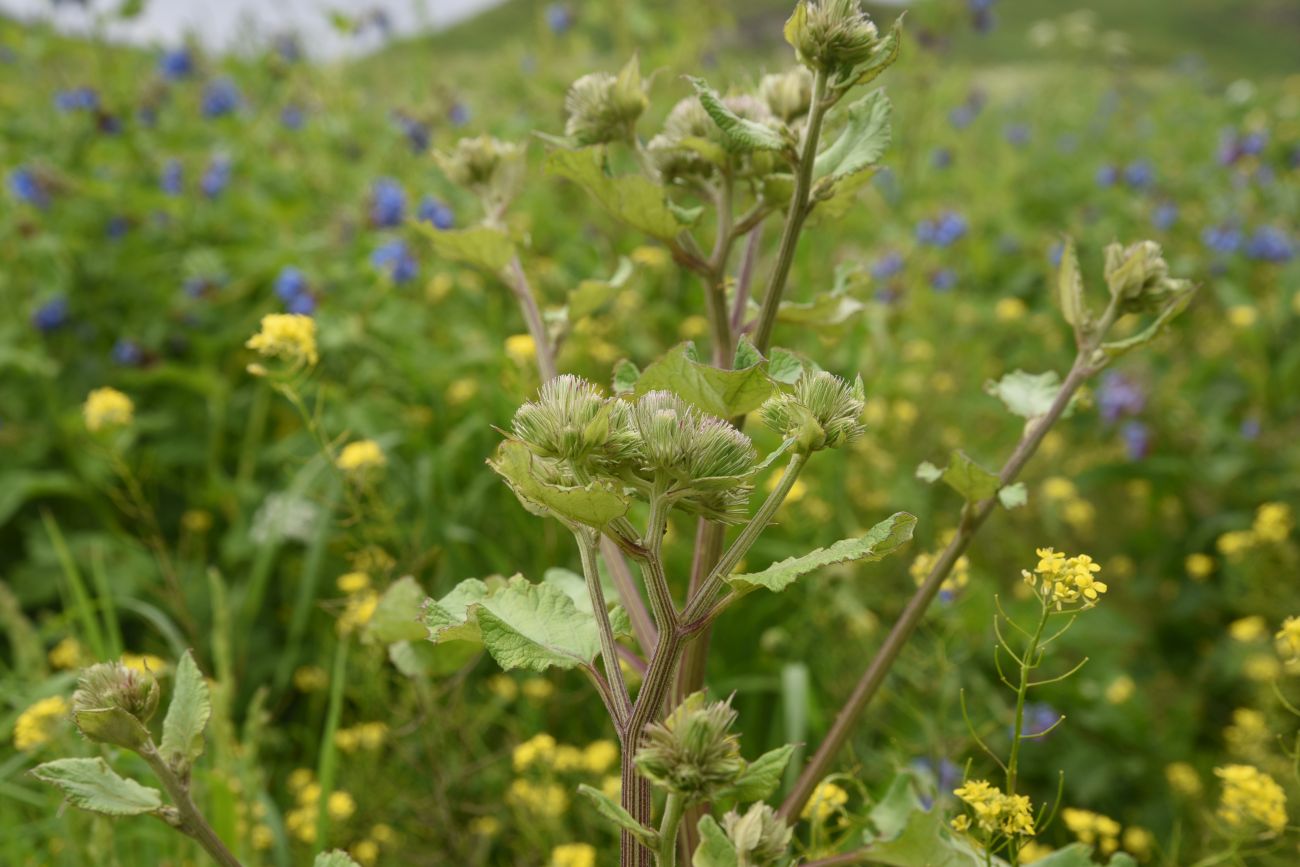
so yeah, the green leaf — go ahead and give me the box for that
[366,576,428,644]
[715,744,795,803]
[937,450,1000,503]
[859,771,994,866]
[688,77,788,154]
[726,512,916,595]
[30,758,163,817]
[733,337,763,370]
[490,440,631,528]
[915,461,942,483]
[74,706,150,750]
[1098,288,1195,361]
[1027,844,1136,867]
[1057,237,1086,330]
[692,815,739,867]
[159,649,211,774]
[546,148,683,241]
[814,89,892,183]
[767,348,807,385]
[634,342,776,418]
[808,165,878,223]
[984,370,1068,420]
[569,257,634,319]
[542,568,632,637]
[844,15,904,87]
[416,224,515,272]
[423,576,616,673]
[578,784,659,848]
[776,290,866,327]
[314,852,363,867]
[387,640,480,678]
[612,359,641,394]
[998,483,1028,509]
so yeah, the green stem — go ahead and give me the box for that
[314,637,350,854]
[579,535,632,722]
[1006,605,1049,796]
[751,69,830,354]
[140,741,245,867]
[657,793,686,867]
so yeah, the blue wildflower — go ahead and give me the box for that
[9,167,49,207]
[274,267,309,303]
[871,251,904,280]
[1123,159,1155,190]
[930,268,957,292]
[1239,130,1267,157]
[106,215,130,240]
[112,339,144,367]
[1244,226,1293,263]
[372,240,418,283]
[1152,202,1178,231]
[948,103,978,130]
[55,87,99,112]
[158,47,193,80]
[201,78,241,118]
[281,104,305,130]
[394,114,430,153]
[370,179,406,228]
[418,196,455,230]
[286,292,317,315]
[201,155,232,199]
[930,147,952,169]
[1240,417,1261,441]
[32,297,69,332]
[1201,223,1241,255]
[1004,123,1030,147]
[161,160,183,195]
[1019,703,1060,738]
[274,35,302,63]
[1098,372,1145,423]
[448,101,471,127]
[1121,421,1151,460]
[1095,164,1118,187]
[1048,241,1064,267]
[916,211,967,247]
[546,3,574,33]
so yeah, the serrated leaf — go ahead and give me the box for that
[688,77,788,154]
[423,577,493,643]
[733,337,762,370]
[366,576,427,643]
[814,89,892,183]
[314,852,363,867]
[490,440,631,527]
[1098,288,1195,362]
[938,451,1000,503]
[542,568,632,637]
[998,482,1028,509]
[767,348,807,385]
[546,148,683,241]
[634,342,776,418]
[915,461,942,483]
[693,815,739,867]
[578,784,659,847]
[73,707,150,750]
[416,224,515,272]
[159,650,211,774]
[844,15,904,88]
[808,165,879,223]
[727,512,916,595]
[612,359,641,394]
[1057,237,1086,329]
[30,758,162,817]
[715,744,795,803]
[983,370,1066,420]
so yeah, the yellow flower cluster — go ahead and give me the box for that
[1217,502,1295,559]
[284,769,357,844]
[550,842,597,867]
[1165,762,1203,797]
[1276,615,1300,664]
[13,696,69,752]
[1040,477,1095,531]
[1062,808,1122,854]
[1214,764,1288,835]
[512,733,619,775]
[1223,708,1270,760]
[1022,548,1107,609]
[506,778,568,818]
[83,387,134,432]
[1184,552,1214,581]
[801,780,849,823]
[294,664,329,692]
[951,780,1035,837]
[910,550,970,597]
[246,313,319,367]
[47,636,84,670]
[337,440,386,474]
[121,652,168,674]
[337,575,379,637]
[349,823,395,867]
[504,333,536,365]
[334,722,388,753]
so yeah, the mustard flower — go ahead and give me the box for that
[513,732,558,771]
[336,440,386,474]
[245,313,318,367]
[1062,808,1121,853]
[1253,502,1293,544]
[953,779,1036,837]
[801,780,849,822]
[83,387,134,432]
[1215,764,1288,835]
[550,842,597,867]
[1277,615,1300,663]
[13,696,69,752]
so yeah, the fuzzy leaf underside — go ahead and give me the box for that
[29,758,163,817]
[726,512,916,594]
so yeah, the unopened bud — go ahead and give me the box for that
[722,803,793,866]
[564,56,648,145]
[511,375,638,469]
[634,692,745,802]
[435,135,525,206]
[785,0,881,76]
[759,67,813,123]
[71,662,160,749]
[760,371,866,452]
[1103,240,1193,313]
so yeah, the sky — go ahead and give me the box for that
[0,0,507,58]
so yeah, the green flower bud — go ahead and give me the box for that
[71,662,160,749]
[759,67,814,123]
[435,135,526,207]
[634,692,745,802]
[759,371,866,452]
[722,803,794,866]
[1103,240,1193,313]
[785,0,881,76]
[564,56,648,145]
[648,97,719,182]
[511,375,639,469]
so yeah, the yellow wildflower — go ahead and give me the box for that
[1062,498,1095,530]
[678,315,709,339]
[630,245,670,269]
[1215,764,1287,835]
[326,791,356,821]
[47,637,84,670]
[337,571,371,594]
[181,509,213,534]
[507,778,568,817]
[911,550,969,596]
[521,677,554,701]
[250,825,274,851]
[335,722,388,753]
[121,652,167,675]
[1217,530,1255,558]
[550,843,597,867]
[285,807,316,844]
[552,745,584,772]
[1062,808,1120,853]
[1165,761,1202,797]
[13,696,69,752]
[1227,305,1257,328]
[601,775,621,800]
[447,378,479,405]
[802,780,849,823]
[1023,549,1107,610]
[1042,477,1077,501]
[488,674,519,701]
[953,779,1036,837]
[1185,553,1214,581]
[1122,826,1155,860]
[1252,502,1293,543]
[583,740,619,774]
[1229,616,1268,642]
[245,313,318,366]
[336,440,386,474]
[1105,675,1135,704]
[996,297,1027,321]
[1244,653,1280,681]
[293,665,328,692]
[470,816,501,836]
[287,768,315,793]
[351,840,380,867]
[83,387,134,432]
[1276,615,1300,663]
[504,333,536,365]
[513,733,558,771]
[337,591,379,635]
[1224,708,1269,758]
[1018,841,1054,863]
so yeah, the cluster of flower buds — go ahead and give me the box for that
[759,371,866,453]
[758,67,814,125]
[70,661,160,750]
[634,692,746,802]
[507,376,759,524]
[563,56,648,146]
[435,135,526,211]
[721,803,793,866]
[646,93,784,184]
[785,0,882,79]
[1102,240,1194,315]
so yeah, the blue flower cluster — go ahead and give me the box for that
[370,179,406,228]
[202,78,242,118]
[274,267,317,315]
[372,240,418,283]
[55,87,99,112]
[418,196,455,230]
[915,211,968,247]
